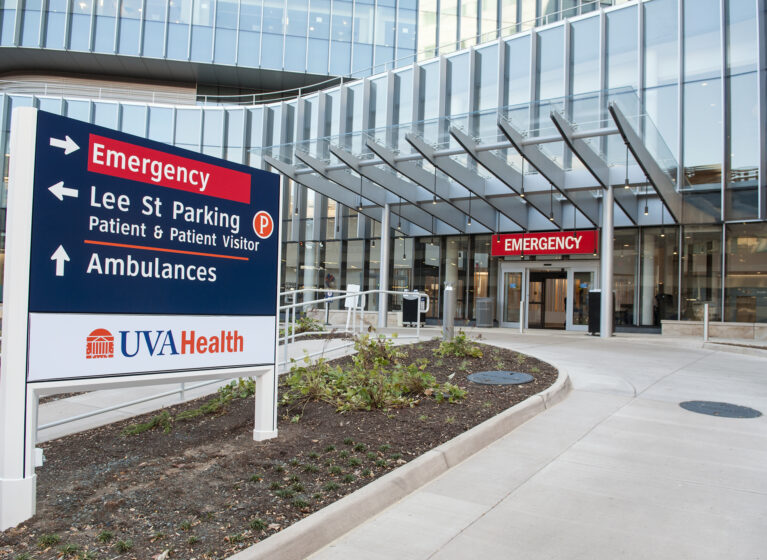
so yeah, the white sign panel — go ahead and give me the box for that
[28,314,276,381]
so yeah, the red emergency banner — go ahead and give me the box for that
[87,134,251,204]
[492,230,599,256]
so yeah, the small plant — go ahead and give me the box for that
[303,463,320,473]
[366,452,377,460]
[445,416,455,424]
[530,366,540,373]
[328,465,342,474]
[180,520,192,531]
[121,410,172,435]
[229,533,245,544]
[58,543,79,557]
[361,468,372,477]
[342,474,355,483]
[152,531,166,541]
[269,481,281,490]
[323,481,339,492]
[338,450,349,459]
[288,474,300,482]
[38,534,61,548]
[343,437,354,445]
[292,497,310,508]
[273,462,285,473]
[434,331,483,359]
[312,492,323,500]
[418,414,428,421]
[291,482,305,492]
[249,474,263,482]
[97,530,114,543]
[378,444,391,452]
[295,315,324,334]
[375,459,386,468]
[348,457,362,467]
[114,540,133,553]
[276,489,295,499]
[324,445,336,452]
[308,451,319,459]
[390,453,402,460]
[249,518,267,531]
[353,443,367,452]
[15,554,32,560]
[289,458,299,466]
[188,536,200,545]
[458,359,470,372]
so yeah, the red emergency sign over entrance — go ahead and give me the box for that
[492,230,599,256]
[87,134,252,204]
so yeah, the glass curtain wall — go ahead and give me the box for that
[613,229,637,326]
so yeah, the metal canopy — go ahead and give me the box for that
[548,110,636,224]
[404,132,528,230]
[608,102,714,224]
[328,145,465,233]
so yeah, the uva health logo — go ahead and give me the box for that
[85,328,244,359]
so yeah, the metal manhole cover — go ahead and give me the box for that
[679,401,762,419]
[467,371,534,385]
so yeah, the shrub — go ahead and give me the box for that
[434,331,483,358]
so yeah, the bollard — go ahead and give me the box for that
[703,302,709,342]
[519,299,525,334]
[442,283,455,341]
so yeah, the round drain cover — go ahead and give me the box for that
[679,401,762,419]
[467,371,534,385]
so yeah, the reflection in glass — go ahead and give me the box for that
[640,226,679,326]
[613,229,637,326]
[44,0,67,48]
[573,272,591,326]
[681,225,722,321]
[725,223,767,323]
[504,272,522,323]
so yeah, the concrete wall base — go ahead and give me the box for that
[662,320,767,340]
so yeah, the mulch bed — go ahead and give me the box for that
[0,338,558,560]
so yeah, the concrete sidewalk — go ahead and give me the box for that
[308,330,767,559]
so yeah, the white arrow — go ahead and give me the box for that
[48,181,79,201]
[51,245,70,277]
[49,135,80,155]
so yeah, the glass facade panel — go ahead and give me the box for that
[613,229,637,326]
[472,235,496,322]
[573,271,591,326]
[681,225,722,321]
[120,104,147,137]
[118,0,142,55]
[726,72,759,220]
[447,52,470,116]
[639,226,679,326]
[644,0,678,160]
[70,0,93,51]
[683,0,722,209]
[1,2,17,46]
[414,237,441,319]
[475,44,498,114]
[148,106,173,143]
[143,0,166,57]
[93,102,118,128]
[441,0,458,53]
[444,236,467,318]
[480,0,498,40]
[175,108,201,151]
[307,38,329,73]
[394,68,413,128]
[168,0,192,59]
[504,35,531,108]
[396,2,416,66]
[460,0,477,48]
[570,14,600,130]
[417,0,437,58]
[44,0,67,48]
[202,109,224,157]
[504,271,522,323]
[94,0,118,52]
[725,223,767,323]
[65,99,90,122]
[21,0,41,47]
[419,61,439,122]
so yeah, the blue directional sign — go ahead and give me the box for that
[28,110,280,316]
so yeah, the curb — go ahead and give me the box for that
[703,341,767,358]
[228,367,572,560]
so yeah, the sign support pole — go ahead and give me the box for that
[0,107,38,531]
[253,367,278,441]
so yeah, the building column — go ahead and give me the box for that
[641,229,656,325]
[378,203,391,328]
[600,185,614,338]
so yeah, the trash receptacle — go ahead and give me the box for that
[402,293,422,326]
[475,297,494,327]
[588,289,615,335]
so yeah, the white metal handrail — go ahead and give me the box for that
[35,288,428,437]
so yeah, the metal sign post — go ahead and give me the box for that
[0,108,282,530]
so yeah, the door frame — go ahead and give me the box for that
[497,260,600,330]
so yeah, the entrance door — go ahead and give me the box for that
[528,270,567,329]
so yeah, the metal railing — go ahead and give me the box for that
[35,288,429,437]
